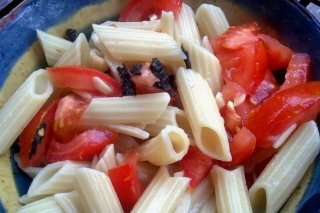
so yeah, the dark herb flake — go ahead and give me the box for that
[130,64,143,75]
[65,28,77,42]
[117,65,136,96]
[181,45,192,69]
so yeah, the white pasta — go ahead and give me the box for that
[36,30,72,66]
[115,153,126,165]
[199,194,217,213]
[27,161,89,196]
[14,154,42,178]
[138,125,190,166]
[201,36,214,53]
[94,144,117,173]
[211,166,252,213]
[176,68,231,161]
[81,93,170,125]
[249,121,320,213]
[92,76,113,96]
[74,168,123,213]
[17,197,64,213]
[160,11,175,37]
[131,167,190,213]
[272,123,297,149]
[18,194,48,205]
[190,177,214,213]
[54,191,84,213]
[87,48,109,71]
[0,69,53,155]
[144,106,192,137]
[196,4,230,39]
[174,3,201,45]
[101,19,160,31]
[174,190,192,213]
[55,33,90,66]
[93,24,186,64]
[114,134,140,153]
[181,38,223,94]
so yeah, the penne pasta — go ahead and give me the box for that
[81,93,170,125]
[190,177,214,212]
[199,194,217,213]
[27,161,89,196]
[0,69,53,155]
[54,191,84,213]
[17,197,64,213]
[249,121,320,213]
[174,3,201,45]
[101,19,160,31]
[201,36,214,53]
[18,194,48,205]
[131,167,190,213]
[93,24,186,64]
[138,125,190,166]
[86,48,109,71]
[74,168,123,213]
[94,144,117,173]
[55,33,90,66]
[160,11,175,37]
[144,106,192,137]
[174,190,192,213]
[181,38,223,94]
[37,30,72,66]
[196,4,230,39]
[175,68,231,161]
[211,166,252,213]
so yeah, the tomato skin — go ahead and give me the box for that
[108,150,142,212]
[45,130,118,163]
[19,100,59,167]
[280,53,310,90]
[220,103,242,135]
[180,146,215,189]
[47,65,122,97]
[245,82,320,147]
[221,82,246,104]
[119,0,183,22]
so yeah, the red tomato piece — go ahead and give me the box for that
[243,147,277,173]
[119,0,183,22]
[108,150,142,212]
[245,82,320,147]
[280,53,310,90]
[258,34,293,71]
[236,98,256,124]
[220,103,242,135]
[19,100,59,167]
[54,94,88,143]
[45,130,118,163]
[47,65,122,97]
[219,127,256,167]
[221,82,246,104]
[180,146,215,189]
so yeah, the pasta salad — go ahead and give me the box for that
[0,0,319,212]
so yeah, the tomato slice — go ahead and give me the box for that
[179,146,215,189]
[280,53,310,90]
[47,65,122,97]
[54,94,88,143]
[258,34,293,71]
[108,150,142,212]
[45,130,118,163]
[19,100,59,167]
[220,103,242,135]
[245,82,320,147]
[119,0,183,22]
[221,82,246,104]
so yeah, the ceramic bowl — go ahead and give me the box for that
[0,0,319,212]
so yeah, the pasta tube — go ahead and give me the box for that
[190,177,214,212]
[200,194,217,213]
[138,125,190,166]
[17,197,63,213]
[160,11,174,37]
[94,144,117,173]
[86,48,108,71]
[211,166,252,213]
[54,191,84,213]
[249,121,320,213]
[101,19,160,31]
[0,69,53,155]
[174,190,192,213]
[175,68,231,161]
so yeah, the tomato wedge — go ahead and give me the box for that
[119,0,183,22]
[245,82,320,147]
[108,150,142,212]
[47,65,122,97]
[179,146,215,189]
[19,100,59,167]
[280,53,310,90]
[45,130,118,163]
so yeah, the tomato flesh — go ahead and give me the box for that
[119,0,183,22]
[179,146,215,189]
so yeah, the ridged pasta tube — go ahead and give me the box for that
[174,190,192,213]
[81,93,170,125]
[190,177,214,212]
[174,3,201,45]
[160,11,175,37]
[86,48,108,71]
[196,4,230,39]
[94,144,117,173]
[249,121,320,213]
[182,38,223,94]
[211,166,252,213]
[74,168,123,213]
[54,191,84,213]
[27,161,89,196]
[0,69,53,155]
[37,30,72,66]
[176,68,231,161]
[138,125,190,166]
[200,194,217,213]
[18,194,48,205]
[101,19,160,31]
[55,33,90,66]
[17,197,64,213]
[93,24,186,64]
